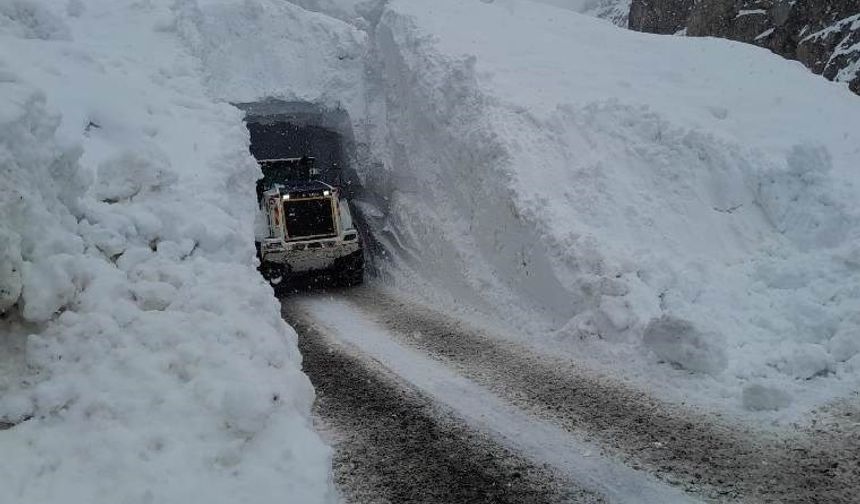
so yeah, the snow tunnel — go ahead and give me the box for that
[236,100,357,191]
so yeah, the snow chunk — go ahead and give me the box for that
[767,343,835,379]
[829,319,860,362]
[94,149,177,203]
[0,89,86,321]
[754,145,854,250]
[643,315,728,375]
[742,384,792,412]
[19,255,79,322]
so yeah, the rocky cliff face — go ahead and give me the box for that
[629,0,860,95]
[628,0,692,32]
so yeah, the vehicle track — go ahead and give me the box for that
[284,305,602,504]
[343,287,860,504]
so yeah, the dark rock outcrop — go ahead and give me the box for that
[629,0,694,33]
[629,0,860,95]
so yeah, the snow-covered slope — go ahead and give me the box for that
[361,0,860,419]
[0,1,333,502]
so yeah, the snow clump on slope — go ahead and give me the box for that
[0,1,333,502]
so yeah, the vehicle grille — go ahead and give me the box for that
[284,198,335,239]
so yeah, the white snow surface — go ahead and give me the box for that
[0,1,333,503]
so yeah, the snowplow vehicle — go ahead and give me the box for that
[255,156,364,287]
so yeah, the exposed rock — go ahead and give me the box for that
[629,0,860,95]
[629,0,694,33]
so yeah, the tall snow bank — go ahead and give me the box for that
[0,1,333,502]
[367,0,860,418]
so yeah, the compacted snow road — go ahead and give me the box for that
[282,287,859,504]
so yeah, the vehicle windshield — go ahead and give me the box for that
[256,157,316,200]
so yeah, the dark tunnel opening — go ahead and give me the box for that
[235,99,386,284]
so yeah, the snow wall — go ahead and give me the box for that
[361,0,860,418]
[0,1,334,502]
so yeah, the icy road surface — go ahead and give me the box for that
[283,287,860,504]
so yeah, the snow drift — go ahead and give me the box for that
[0,1,333,502]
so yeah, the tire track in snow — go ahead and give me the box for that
[284,293,697,504]
[343,287,860,504]
[283,301,600,504]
